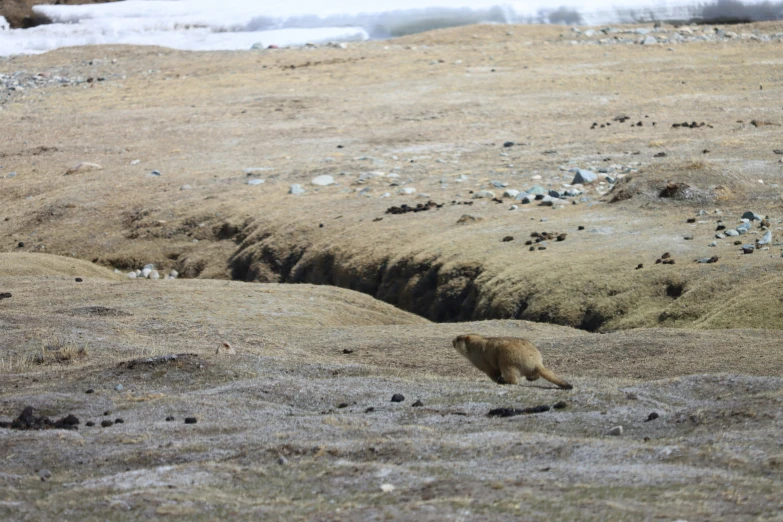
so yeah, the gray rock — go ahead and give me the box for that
[608,426,623,436]
[180,184,193,190]
[742,211,762,221]
[715,233,725,239]
[491,180,508,188]
[127,272,137,279]
[38,469,52,482]
[509,205,518,210]
[642,35,658,45]
[539,195,555,206]
[758,230,772,245]
[708,241,717,247]
[311,175,335,186]
[565,188,582,197]
[742,244,755,254]
[516,194,533,204]
[144,264,155,270]
[572,169,597,184]
[399,187,417,195]
[725,229,739,237]
[7,172,16,178]
[548,190,562,198]
[289,184,306,195]
[473,190,495,199]
[169,269,179,279]
[115,384,124,391]
[250,42,265,50]
[526,185,547,195]
[247,179,264,186]
[148,170,161,177]
[503,189,520,198]
[149,270,160,280]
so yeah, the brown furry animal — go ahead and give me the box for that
[452,334,573,389]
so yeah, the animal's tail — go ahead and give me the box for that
[537,365,573,390]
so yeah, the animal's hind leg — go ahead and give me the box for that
[500,366,520,385]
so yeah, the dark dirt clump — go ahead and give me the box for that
[0,406,79,430]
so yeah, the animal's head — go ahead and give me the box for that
[452,334,479,355]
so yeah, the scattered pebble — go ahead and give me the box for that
[502,236,514,242]
[85,389,94,394]
[101,420,113,428]
[75,277,83,282]
[85,421,95,427]
[114,384,124,392]
[184,417,197,424]
[289,184,306,195]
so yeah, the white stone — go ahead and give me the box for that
[503,189,520,198]
[141,268,152,278]
[149,270,160,280]
[399,187,416,195]
[608,426,623,436]
[289,184,306,195]
[127,272,137,279]
[247,178,264,186]
[311,175,336,186]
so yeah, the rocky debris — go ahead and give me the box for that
[751,120,779,127]
[0,292,11,300]
[398,187,417,195]
[635,264,644,270]
[101,420,113,428]
[503,189,520,198]
[185,417,198,424]
[696,256,719,264]
[645,412,660,422]
[654,152,667,158]
[412,400,424,407]
[655,252,675,265]
[742,211,762,221]
[385,201,442,215]
[1,69,117,106]
[502,236,514,242]
[289,184,306,195]
[758,230,772,245]
[123,263,178,280]
[216,341,236,355]
[487,405,551,418]
[608,426,623,436]
[64,162,102,176]
[391,394,405,403]
[503,141,515,148]
[0,406,79,430]
[725,229,739,237]
[529,231,566,244]
[672,121,709,129]
[742,244,755,254]
[311,175,336,186]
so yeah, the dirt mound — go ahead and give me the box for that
[0,253,120,279]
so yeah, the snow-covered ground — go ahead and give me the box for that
[0,1,773,56]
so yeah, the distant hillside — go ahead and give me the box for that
[0,0,120,29]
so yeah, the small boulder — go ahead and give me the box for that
[289,184,306,195]
[572,169,597,184]
[311,175,335,186]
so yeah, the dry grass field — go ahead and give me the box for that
[1,22,783,520]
